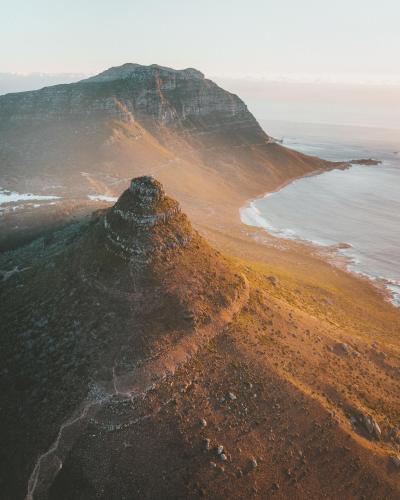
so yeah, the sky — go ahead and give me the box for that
[2,0,400,129]
[2,0,400,81]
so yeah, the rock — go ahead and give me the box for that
[336,242,352,250]
[349,158,381,166]
[390,455,400,468]
[336,342,351,354]
[267,275,279,286]
[236,468,243,478]
[371,420,381,439]
[217,445,224,455]
[183,312,195,322]
[220,453,227,462]
[228,392,237,401]
[360,414,381,439]
[389,427,400,444]
[204,438,211,451]
[200,418,207,428]
[350,416,357,427]
[362,414,374,434]
[250,457,258,468]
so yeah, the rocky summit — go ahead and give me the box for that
[103,176,191,262]
[79,175,245,319]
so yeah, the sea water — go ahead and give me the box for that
[241,122,400,306]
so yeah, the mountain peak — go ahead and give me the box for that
[128,175,165,209]
[103,175,187,263]
[77,176,244,321]
[82,63,205,83]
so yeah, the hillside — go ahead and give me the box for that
[0,177,248,499]
[1,65,399,499]
[0,177,399,500]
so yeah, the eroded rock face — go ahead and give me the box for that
[0,63,258,130]
[103,176,191,262]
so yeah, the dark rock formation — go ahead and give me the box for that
[349,158,381,166]
[104,176,189,261]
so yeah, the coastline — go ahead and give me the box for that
[239,153,376,217]
[239,163,400,308]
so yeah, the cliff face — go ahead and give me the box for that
[0,63,262,136]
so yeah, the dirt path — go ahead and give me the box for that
[25,275,250,500]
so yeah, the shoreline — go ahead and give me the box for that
[239,162,400,308]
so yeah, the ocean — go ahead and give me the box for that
[241,121,400,306]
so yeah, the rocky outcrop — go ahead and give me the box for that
[78,176,243,319]
[103,176,192,262]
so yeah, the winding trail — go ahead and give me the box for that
[25,274,250,500]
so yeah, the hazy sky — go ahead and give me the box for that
[2,0,400,83]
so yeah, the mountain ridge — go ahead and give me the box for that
[81,63,205,83]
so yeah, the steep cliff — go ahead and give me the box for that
[0,63,264,151]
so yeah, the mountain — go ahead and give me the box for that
[1,65,399,499]
[0,63,329,206]
[1,177,399,500]
[0,176,248,499]
[0,62,335,253]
